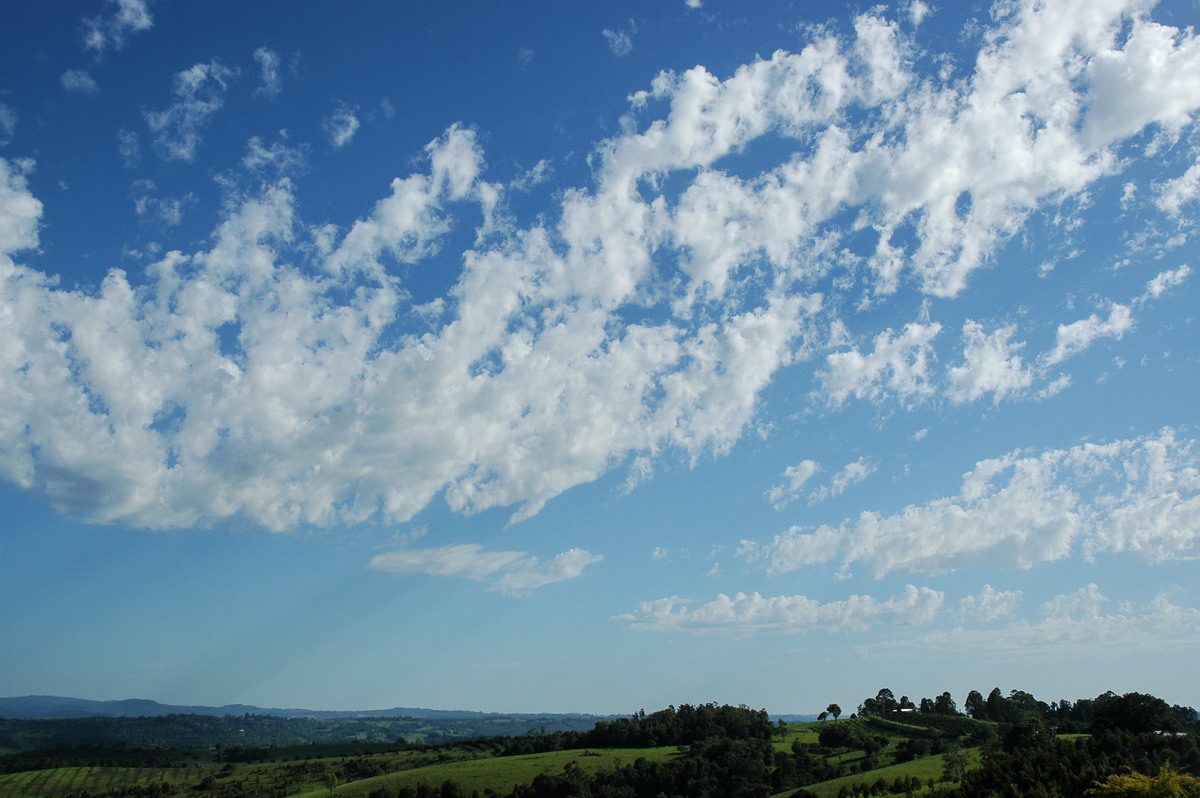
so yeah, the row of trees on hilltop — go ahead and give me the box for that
[847,687,1197,734]
[479,703,776,757]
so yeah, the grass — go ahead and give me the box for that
[789,747,984,798]
[313,746,682,798]
[0,765,202,798]
[0,717,997,798]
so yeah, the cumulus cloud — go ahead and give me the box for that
[61,69,100,96]
[323,106,360,150]
[819,322,942,407]
[958,584,1023,622]
[253,47,282,97]
[1039,303,1134,367]
[368,543,600,596]
[0,106,15,147]
[1156,162,1200,218]
[809,458,877,504]
[1138,264,1191,303]
[767,460,821,509]
[883,584,1200,658]
[947,321,1035,403]
[616,584,944,634]
[494,549,605,596]
[132,181,190,226]
[3,1,1200,535]
[603,27,634,57]
[145,60,238,161]
[741,429,1200,579]
[82,0,153,55]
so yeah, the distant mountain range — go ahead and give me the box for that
[0,695,604,721]
[0,695,817,724]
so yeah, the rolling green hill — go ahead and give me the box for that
[1,691,1196,798]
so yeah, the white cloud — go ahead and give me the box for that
[0,105,16,147]
[323,106,361,150]
[886,584,1200,659]
[1156,161,1200,218]
[0,158,42,256]
[742,429,1200,579]
[767,460,820,509]
[617,584,943,634]
[905,1,931,27]
[368,543,601,596]
[1039,303,1134,367]
[61,69,99,96]
[493,549,604,597]
[4,2,1200,534]
[1080,16,1200,149]
[132,181,190,226]
[810,458,877,503]
[958,584,1023,622]
[1138,264,1191,304]
[819,322,942,407]
[145,60,238,161]
[253,47,282,97]
[369,543,526,580]
[947,321,1034,403]
[603,28,633,57]
[109,123,136,158]
[82,0,153,55]
[242,136,308,178]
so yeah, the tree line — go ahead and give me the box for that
[849,686,1197,734]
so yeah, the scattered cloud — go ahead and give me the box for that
[1156,161,1200,219]
[882,584,1200,659]
[1039,303,1134,368]
[947,321,1034,403]
[81,0,153,55]
[617,584,943,634]
[323,105,360,150]
[603,26,634,57]
[3,2,1200,535]
[0,158,41,254]
[369,543,526,580]
[0,106,15,147]
[132,180,190,226]
[810,458,877,503]
[253,47,282,97]
[1139,265,1191,304]
[958,584,1023,622]
[368,543,601,596]
[767,460,821,510]
[241,136,308,178]
[905,1,932,27]
[510,160,552,191]
[117,127,140,166]
[61,69,100,96]
[819,322,942,407]
[145,60,238,161]
[494,549,604,597]
[741,429,1200,579]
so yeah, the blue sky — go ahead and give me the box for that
[1,0,1199,716]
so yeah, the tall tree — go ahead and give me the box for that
[964,690,985,719]
[826,703,842,721]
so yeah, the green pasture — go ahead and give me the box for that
[298,746,682,798]
[0,765,198,798]
[793,747,983,798]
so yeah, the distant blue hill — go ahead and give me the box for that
[0,695,607,721]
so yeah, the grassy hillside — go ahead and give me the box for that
[1,693,1196,797]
